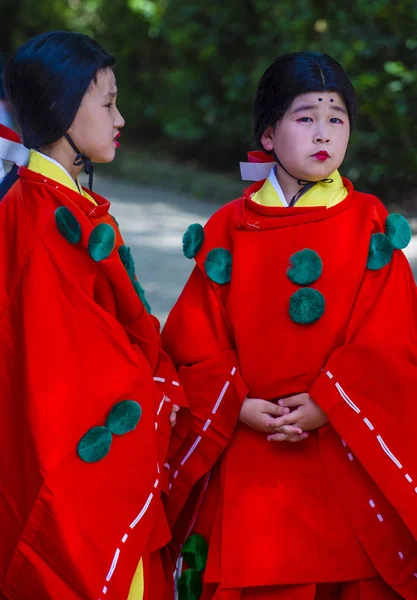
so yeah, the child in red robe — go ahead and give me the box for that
[0,32,185,600]
[162,52,417,599]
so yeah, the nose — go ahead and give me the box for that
[314,123,329,144]
[115,106,125,129]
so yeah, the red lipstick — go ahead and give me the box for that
[113,132,121,148]
[313,150,329,161]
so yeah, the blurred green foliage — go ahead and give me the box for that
[2,0,417,203]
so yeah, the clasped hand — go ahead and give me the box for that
[238,393,328,443]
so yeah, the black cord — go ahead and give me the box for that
[64,133,94,190]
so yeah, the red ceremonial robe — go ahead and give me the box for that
[162,177,417,598]
[0,167,186,600]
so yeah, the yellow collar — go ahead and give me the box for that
[251,167,347,208]
[27,150,97,205]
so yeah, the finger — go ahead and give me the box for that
[278,394,306,408]
[266,409,303,428]
[169,413,177,427]
[172,405,180,412]
[266,432,289,442]
[288,432,309,443]
[261,401,290,416]
[274,425,303,436]
[267,431,309,443]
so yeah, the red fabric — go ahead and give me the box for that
[162,178,417,598]
[0,125,22,144]
[203,578,402,599]
[0,168,185,599]
[247,151,273,163]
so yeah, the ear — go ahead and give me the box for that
[260,126,274,152]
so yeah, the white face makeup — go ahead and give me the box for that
[67,68,125,164]
[261,91,350,183]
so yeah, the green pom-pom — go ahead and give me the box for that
[55,206,81,244]
[177,569,202,600]
[88,223,115,262]
[385,213,412,250]
[367,233,394,270]
[77,426,112,463]
[118,245,136,281]
[106,400,142,435]
[134,280,152,314]
[181,534,208,572]
[289,288,325,324]
[287,249,323,286]
[183,224,204,259]
[205,248,232,284]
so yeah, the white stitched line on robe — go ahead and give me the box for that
[347,453,354,461]
[130,493,154,529]
[376,435,402,470]
[105,548,120,582]
[164,462,171,470]
[414,573,417,578]
[363,418,374,431]
[181,436,202,466]
[100,472,159,598]
[326,371,333,379]
[368,498,384,523]
[172,367,237,485]
[341,439,347,447]
[333,379,412,483]
[153,376,180,387]
[335,382,361,414]
[157,396,166,416]
[398,551,405,560]
[212,381,230,415]
[203,419,212,431]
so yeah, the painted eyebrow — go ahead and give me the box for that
[105,90,118,99]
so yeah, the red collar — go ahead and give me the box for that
[238,177,355,230]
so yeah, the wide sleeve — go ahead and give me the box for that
[0,236,170,600]
[309,249,417,540]
[162,266,248,525]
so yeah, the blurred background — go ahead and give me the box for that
[2,0,417,319]
[2,0,417,207]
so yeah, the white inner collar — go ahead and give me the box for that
[268,165,289,207]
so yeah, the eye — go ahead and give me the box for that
[330,117,343,124]
[297,117,313,123]
[105,103,114,109]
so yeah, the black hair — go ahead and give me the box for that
[4,31,115,149]
[253,52,356,150]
